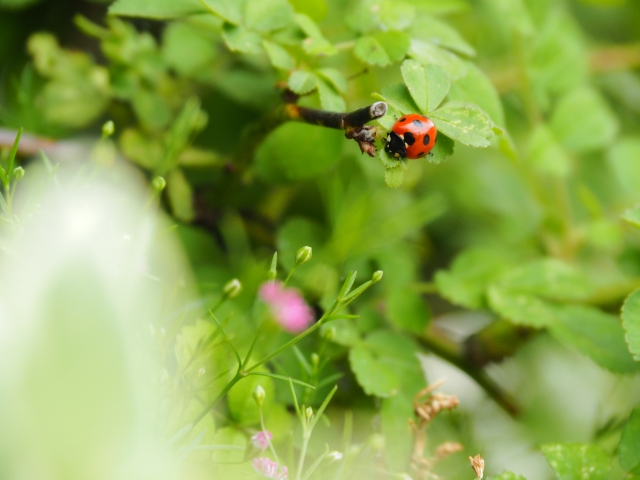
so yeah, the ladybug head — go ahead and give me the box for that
[384,131,406,159]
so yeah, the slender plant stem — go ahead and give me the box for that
[296,432,311,480]
[259,404,280,464]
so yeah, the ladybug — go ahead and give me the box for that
[384,114,437,159]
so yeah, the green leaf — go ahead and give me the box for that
[487,286,559,327]
[434,247,518,309]
[385,165,405,188]
[622,289,640,360]
[210,427,246,463]
[619,405,640,474]
[162,22,217,76]
[379,84,420,115]
[167,168,195,222]
[494,259,592,303]
[379,0,416,30]
[364,331,424,393]
[409,15,475,56]
[623,205,640,229]
[430,102,494,147]
[221,23,262,54]
[294,13,336,56]
[549,306,640,374]
[447,62,502,124]
[317,68,348,93]
[254,122,343,181]
[381,393,414,471]
[551,87,619,153]
[262,40,295,70]
[200,0,243,24]
[607,138,640,196]
[490,472,527,480]
[386,288,429,334]
[109,0,207,19]
[354,36,390,66]
[317,78,346,112]
[401,59,427,113]
[288,70,318,95]
[376,31,411,62]
[378,146,403,168]
[349,346,399,397]
[409,40,468,80]
[428,132,454,164]
[541,443,610,480]
[527,124,572,177]
[425,64,450,112]
[244,0,294,32]
[227,370,275,425]
[288,0,327,21]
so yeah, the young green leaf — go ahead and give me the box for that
[606,138,640,196]
[427,132,454,164]
[348,346,399,397]
[490,472,527,480]
[541,444,610,480]
[385,165,404,188]
[167,168,195,222]
[244,0,294,32]
[622,205,640,229]
[551,87,619,153]
[294,13,336,56]
[262,40,295,70]
[434,247,518,309]
[409,40,468,80]
[549,305,640,374]
[317,68,348,93]
[401,59,427,113]
[447,61,502,124]
[378,84,420,115]
[288,70,318,95]
[424,64,450,112]
[409,15,475,56]
[222,23,262,54]
[378,147,403,168]
[317,78,346,112]
[619,405,640,474]
[622,289,640,360]
[376,31,410,62]
[354,36,391,66]
[108,0,207,19]
[527,124,572,177]
[430,102,494,147]
[386,287,430,333]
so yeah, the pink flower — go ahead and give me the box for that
[251,430,273,451]
[259,281,314,333]
[252,457,289,479]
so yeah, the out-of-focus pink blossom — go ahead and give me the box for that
[251,430,273,451]
[259,281,314,333]
[252,457,289,479]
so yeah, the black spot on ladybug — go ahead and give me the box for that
[399,117,406,122]
[412,119,423,126]
[423,134,430,145]
[404,132,415,145]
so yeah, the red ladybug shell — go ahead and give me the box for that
[385,114,437,160]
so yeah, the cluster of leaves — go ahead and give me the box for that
[3,0,640,479]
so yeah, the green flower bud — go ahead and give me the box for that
[152,176,166,192]
[13,166,25,181]
[253,385,266,406]
[305,406,313,419]
[323,326,336,341]
[102,120,115,138]
[372,270,384,283]
[311,353,319,366]
[295,246,312,267]
[223,278,242,298]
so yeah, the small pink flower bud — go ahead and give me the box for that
[252,457,289,479]
[251,431,273,451]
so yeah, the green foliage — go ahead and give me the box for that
[4,0,640,479]
[541,444,611,480]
